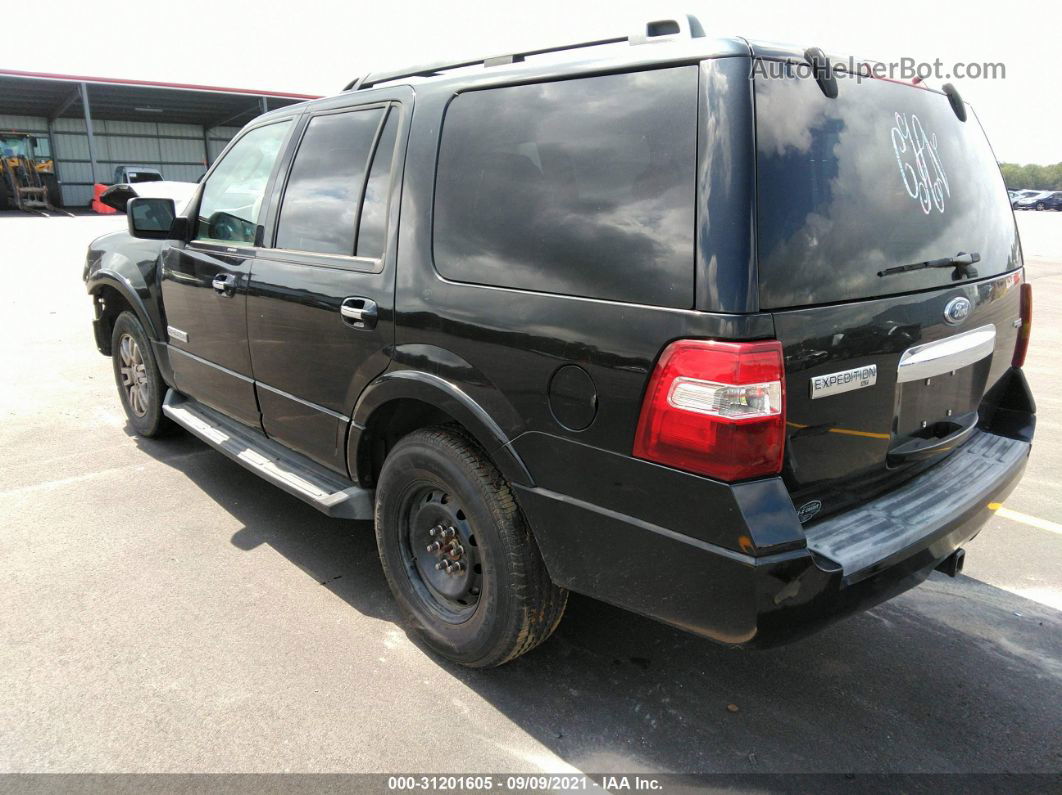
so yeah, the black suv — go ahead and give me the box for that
[84,17,1035,667]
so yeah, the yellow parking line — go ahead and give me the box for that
[826,427,892,440]
[786,422,891,440]
[988,504,1062,536]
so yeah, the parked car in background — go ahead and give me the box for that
[82,16,1035,667]
[102,164,197,214]
[112,166,164,184]
[1018,191,1062,211]
[1009,189,1039,208]
[1013,190,1059,210]
[100,180,197,214]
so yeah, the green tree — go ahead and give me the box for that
[997,162,1062,190]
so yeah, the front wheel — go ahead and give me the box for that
[374,427,567,667]
[1036,202,1045,211]
[110,311,172,437]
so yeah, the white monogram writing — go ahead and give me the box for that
[891,112,949,215]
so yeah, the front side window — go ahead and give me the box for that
[195,121,291,246]
[275,107,387,257]
[433,67,698,308]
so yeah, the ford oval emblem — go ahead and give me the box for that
[797,500,822,523]
[944,297,971,325]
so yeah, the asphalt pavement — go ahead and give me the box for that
[0,211,1059,775]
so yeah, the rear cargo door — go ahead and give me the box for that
[753,63,1023,518]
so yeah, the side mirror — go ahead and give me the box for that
[127,196,177,240]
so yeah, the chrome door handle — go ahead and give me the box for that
[340,297,378,329]
[212,274,236,295]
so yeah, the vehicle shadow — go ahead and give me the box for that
[134,430,1061,774]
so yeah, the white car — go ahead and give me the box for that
[100,179,197,215]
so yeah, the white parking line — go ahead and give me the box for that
[991,504,1062,536]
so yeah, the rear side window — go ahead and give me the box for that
[276,107,391,257]
[433,67,697,308]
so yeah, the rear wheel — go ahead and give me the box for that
[374,427,566,667]
[110,311,171,437]
[1036,202,1045,211]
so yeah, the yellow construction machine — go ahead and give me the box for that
[0,133,70,216]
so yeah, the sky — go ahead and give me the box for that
[5,0,1056,164]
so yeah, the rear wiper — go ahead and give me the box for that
[878,252,981,280]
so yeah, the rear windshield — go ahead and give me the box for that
[755,64,1019,308]
[128,172,163,183]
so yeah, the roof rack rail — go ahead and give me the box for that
[343,14,704,92]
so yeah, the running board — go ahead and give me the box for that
[162,390,373,520]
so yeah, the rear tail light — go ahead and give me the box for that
[633,339,786,481]
[1013,282,1033,367]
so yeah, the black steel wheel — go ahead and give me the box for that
[401,486,483,621]
[375,427,567,667]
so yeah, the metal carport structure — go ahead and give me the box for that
[0,69,317,207]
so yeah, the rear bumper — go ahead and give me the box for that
[804,430,1029,583]
[515,428,1030,648]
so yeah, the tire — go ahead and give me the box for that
[110,311,172,437]
[43,174,61,209]
[1036,202,1045,211]
[374,427,567,667]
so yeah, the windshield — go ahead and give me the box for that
[754,65,1019,308]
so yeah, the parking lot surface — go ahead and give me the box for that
[1,211,1060,774]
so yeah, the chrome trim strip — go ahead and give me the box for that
[896,325,996,383]
[167,344,254,384]
[255,381,348,422]
[269,247,380,266]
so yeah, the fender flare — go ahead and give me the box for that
[348,370,533,488]
[86,270,160,341]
